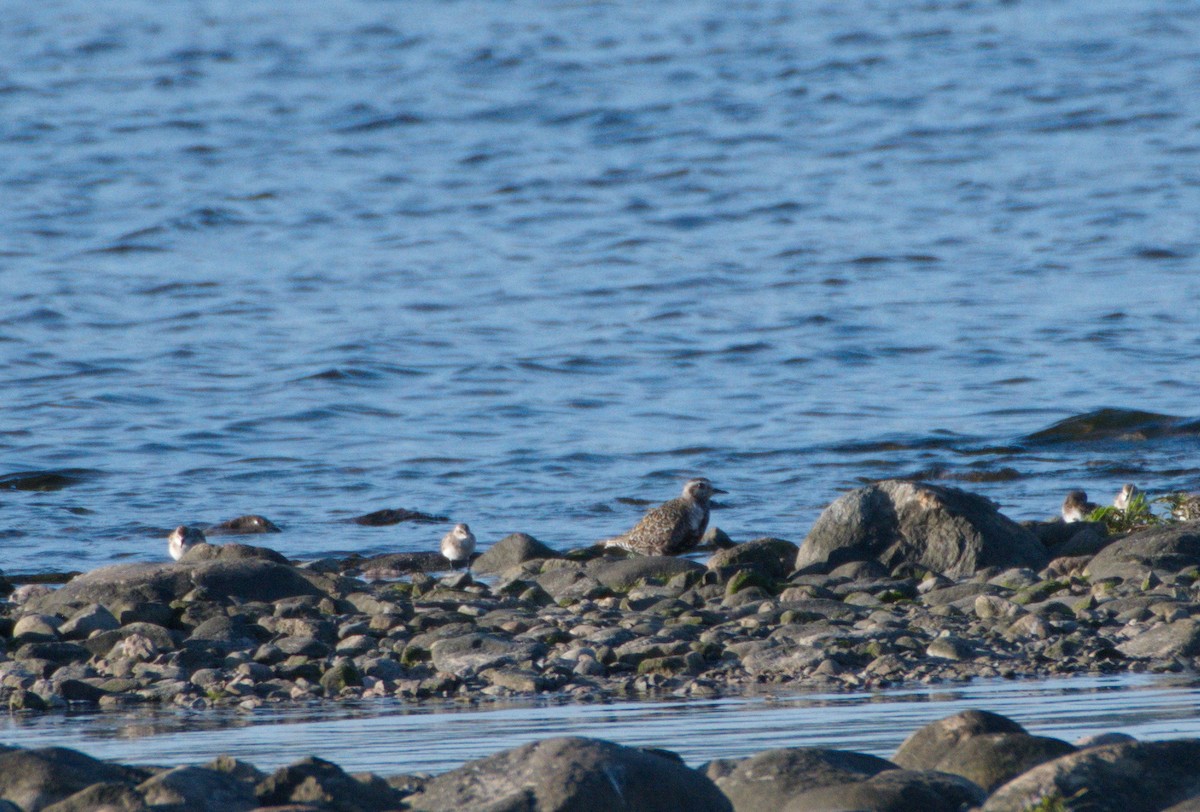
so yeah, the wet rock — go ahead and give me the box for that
[892,710,1027,769]
[0,747,148,811]
[206,514,282,535]
[256,756,405,812]
[320,660,363,694]
[781,768,985,812]
[707,537,800,580]
[704,747,896,812]
[982,739,1200,812]
[405,736,731,812]
[351,507,448,526]
[1086,523,1200,581]
[472,533,560,575]
[137,765,258,811]
[795,480,1047,577]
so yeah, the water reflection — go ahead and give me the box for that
[2,674,1198,774]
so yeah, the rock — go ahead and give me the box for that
[57,604,121,639]
[137,765,258,812]
[588,556,705,590]
[1117,620,1200,659]
[180,542,289,564]
[707,538,800,580]
[1086,523,1200,581]
[256,756,405,812]
[12,614,61,642]
[892,710,1027,769]
[351,507,447,526]
[320,661,363,694]
[0,747,148,811]
[472,533,561,575]
[781,768,985,812]
[406,736,731,811]
[982,739,1200,812]
[206,515,282,535]
[923,732,1076,792]
[429,634,546,677]
[41,783,146,812]
[353,551,449,576]
[704,747,896,811]
[795,481,1047,577]
[26,557,326,617]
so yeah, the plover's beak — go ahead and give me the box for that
[712,487,729,494]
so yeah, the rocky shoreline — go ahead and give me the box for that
[2,707,1198,810]
[3,479,1200,809]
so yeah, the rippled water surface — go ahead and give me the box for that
[3,675,1199,773]
[3,1,1200,572]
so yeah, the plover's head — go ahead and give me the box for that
[683,478,727,502]
[1063,490,1089,509]
[168,525,206,560]
[452,523,473,540]
[1114,483,1139,510]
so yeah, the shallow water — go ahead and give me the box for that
[2,0,1200,573]
[1,674,1198,773]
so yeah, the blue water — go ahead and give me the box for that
[2,674,1199,774]
[3,0,1200,573]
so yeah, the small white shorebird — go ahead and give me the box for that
[1061,491,1098,523]
[440,523,476,571]
[167,525,206,560]
[1113,483,1139,511]
[602,477,726,556]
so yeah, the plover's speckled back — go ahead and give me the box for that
[603,477,726,556]
[440,523,476,570]
[1061,490,1098,523]
[168,525,206,560]
[1113,483,1139,511]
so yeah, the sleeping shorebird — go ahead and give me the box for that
[168,525,207,560]
[440,523,477,571]
[602,477,726,556]
[1061,491,1098,523]
[1113,483,1139,511]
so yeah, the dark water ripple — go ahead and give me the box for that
[2,1,1200,571]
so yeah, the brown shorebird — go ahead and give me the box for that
[167,525,206,560]
[602,478,726,556]
[1061,490,1098,523]
[1113,483,1139,511]
[440,523,476,571]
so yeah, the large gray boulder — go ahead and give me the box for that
[587,556,705,590]
[255,756,405,811]
[982,740,1200,812]
[0,747,148,812]
[703,748,896,811]
[429,633,547,677]
[1085,522,1200,581]
[781,768,985,812]
[406,737,731,812]
[795,481,1047,578]
[473,533,561,575]
[707,538,800,580]
[892,710,1028,770]
[136,765,257,812]
[1117,620,1200,659]
[919,733,1076,793]
[26,555,329,617]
